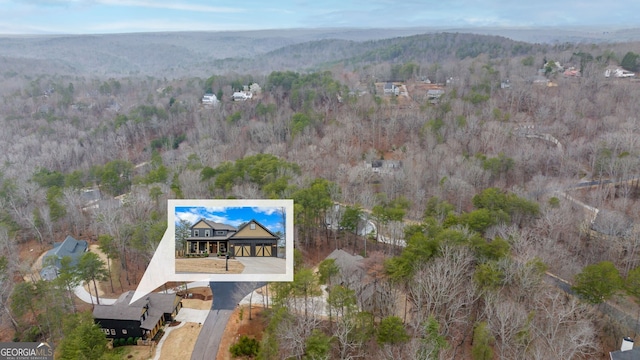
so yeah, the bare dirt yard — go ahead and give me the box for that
[181,298,213,310]
[158,322,202,360]
[157,286,212,360]
[24,247,48,282]
[175,258,244,274]
[217,305,267,360]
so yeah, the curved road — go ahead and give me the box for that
[190,282,265,360]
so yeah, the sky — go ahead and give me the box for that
[0,0,638,35]
[175,206,285,235]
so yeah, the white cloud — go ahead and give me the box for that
[200,206,229,213]
[225,218,246,227]
[175,211,199,225]
[251,206,281,216]
[206,215,233,224]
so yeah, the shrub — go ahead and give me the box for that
[127,337,134,345]
[229,335,260,357]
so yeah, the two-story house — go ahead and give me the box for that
[185,219,279,257]
[93,291,182,341]
[40,235,88,281]
[383,82,399,96]
[186,219,237,255]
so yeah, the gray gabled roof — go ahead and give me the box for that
[610,348,640,360]
[93,291,180,330]
[48,235,88,260]
[131,292,180,315]
[188,219,237,241]
[192,219,237,231]
[93,292,145,321]
[41,235,88,273]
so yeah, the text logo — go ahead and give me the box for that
[0,342,53,360]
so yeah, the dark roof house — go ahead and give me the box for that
[40,235,88,281]
[368,160,403,175]
[229,219,279,257]
[93,291,182,340]
[185,219,280,257]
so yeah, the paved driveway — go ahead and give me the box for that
[190,282,265,360]
[236,257,286,274]
[74,283,117,305]
[175,308,209,323]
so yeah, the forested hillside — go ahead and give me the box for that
[1,30,640,358]
[2,29,639,77]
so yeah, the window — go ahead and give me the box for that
[110,329,116,335]
[205,230,210,237]
[216,230,226,236]
[194,230,199,236]
[250,223,256,230]
[122,329,127,335]
[102,329,109,335]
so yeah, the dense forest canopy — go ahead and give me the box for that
[2,29,640,358]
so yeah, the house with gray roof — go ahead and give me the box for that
[40,235,88,281]
[427,89,445,100]
[185,218,279,257]
[93,291,182,340]
[383,82,399,96]
[610,337,640,360]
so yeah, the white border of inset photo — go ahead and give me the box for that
[131,199,293,304]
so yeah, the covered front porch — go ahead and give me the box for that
[186,240,227,255]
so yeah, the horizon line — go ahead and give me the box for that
[0,24,637,37]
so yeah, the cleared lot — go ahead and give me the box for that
[175,258,244,274]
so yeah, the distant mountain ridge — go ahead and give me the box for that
[0,27,638,77]
[256,32,542,71]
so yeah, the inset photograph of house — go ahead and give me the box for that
[173,201,289,276]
